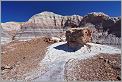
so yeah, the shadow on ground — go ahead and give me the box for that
[54,43,83,52]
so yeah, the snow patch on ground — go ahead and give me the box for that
[25,42,121,81]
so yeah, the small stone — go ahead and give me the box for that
[116,76,121,80]
[23,57,26,59]
[1,65,13,70]
[1,66,5,70]
[104,59,109,64]
[99,56,104,59]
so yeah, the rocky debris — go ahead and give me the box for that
[66,27,92,48]
[64,53,121,81]
[43,37,61,43]
[1,37,121,80]
[24,41,121,81]
[1,65,13,70]
[43,36,65,44]
[1,37,52,80]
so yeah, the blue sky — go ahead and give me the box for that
[1,1,121,23]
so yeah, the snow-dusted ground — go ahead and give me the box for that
[24,42,121,81]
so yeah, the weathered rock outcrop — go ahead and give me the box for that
[28,11,83,28]
[108,19,121,37]
[26,11,120,38]
[1,11,121,47]
[2,12,120,32]
[66,27,92,48]
[1,22,22,31]
[1,12,120,35]
[1,22,23,44]
[79,12,120,32]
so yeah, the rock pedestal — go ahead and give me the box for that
[66,27,92,48]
